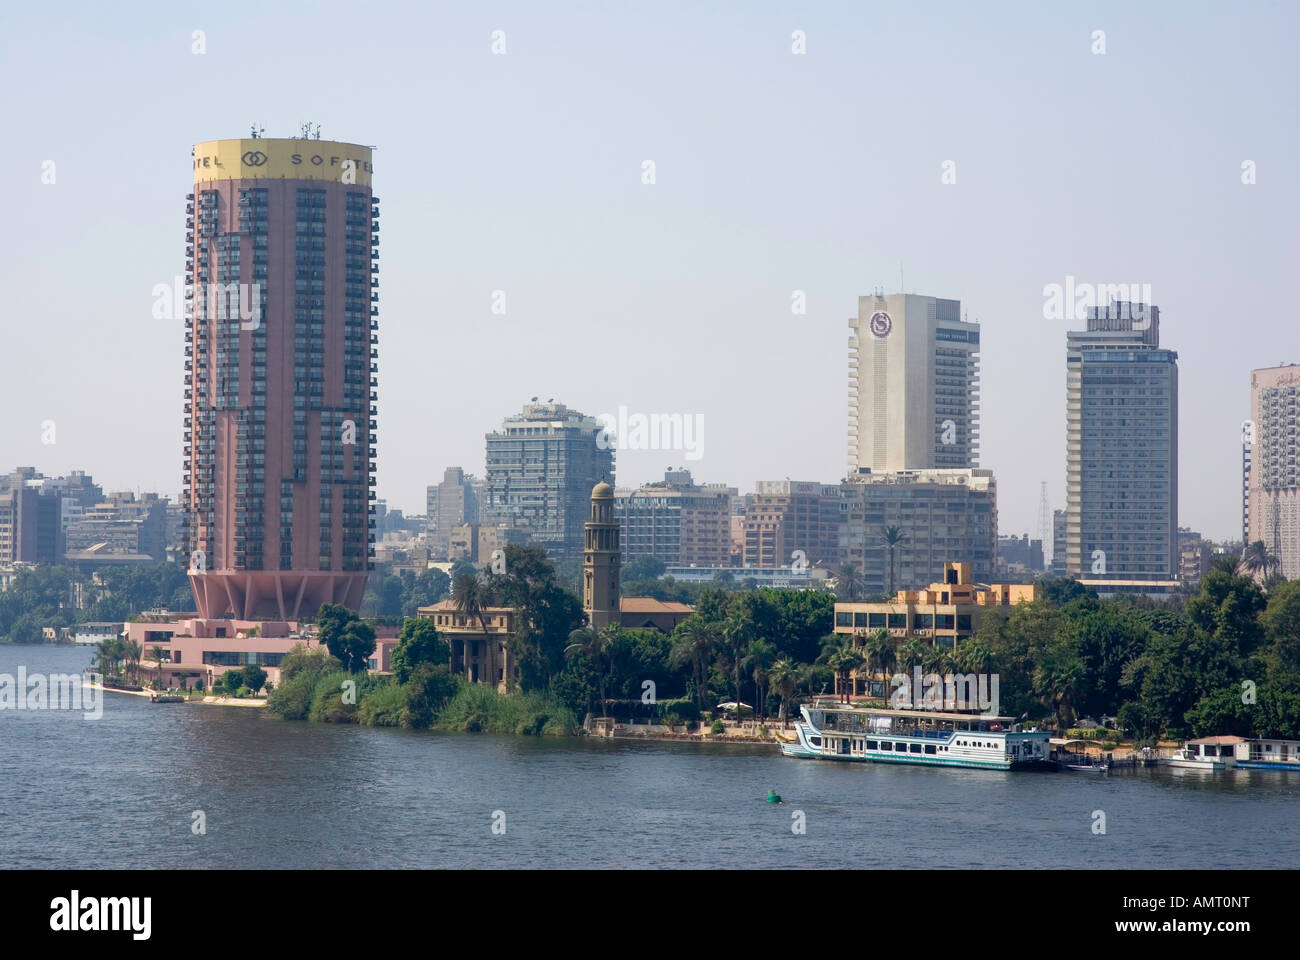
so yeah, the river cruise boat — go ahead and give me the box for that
[779,703,1052,770]
[1234,738,1300,771]
[1164,736,1244,770]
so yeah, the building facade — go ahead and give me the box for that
[0,486,63,565]
[183,137,378,619]
[839,469,997,594]
[1065,302,1178,581]
[418,600,517,691]
[482,401,613,562]
[848,293,980,474]
[1246,364,1300,579]
[740,480,840,569]
[614,469,733,568]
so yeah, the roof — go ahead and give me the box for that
[619,597,693,614]
[1188,735,1248,745]
[418,600,513,613]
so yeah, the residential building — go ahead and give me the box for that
[429,466,480,558]
[482,401,614,562]
[848,292,980,473]
[1177,528,1214,586]
[839,469,997,594]
[1065,301,1178,581]
[996,533,1044,577]
[1246,363,1300,578]
[64,491,169,561]
[740,480,840,569]
[183,136,378,619]
[614,469,733,568]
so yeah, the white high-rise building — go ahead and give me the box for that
[1246,364,1300,579]
[848,293,980,473]
[1065,302,1178,582]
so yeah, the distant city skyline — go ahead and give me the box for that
[3,2,1297,543]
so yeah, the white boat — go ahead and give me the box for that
[780,703,1052,771]
[1234,738,1300,771]
[1164,736,1244,770]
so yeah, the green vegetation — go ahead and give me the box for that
[0,562,193,642]
[436,685,577,736]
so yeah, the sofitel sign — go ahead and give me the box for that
[192,139,374,185]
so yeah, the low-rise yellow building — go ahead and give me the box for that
[833,562,1036,650]
[417,600,518,691]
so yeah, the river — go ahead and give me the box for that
[2,644,1296,869]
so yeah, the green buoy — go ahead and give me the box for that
[765,788,783,804]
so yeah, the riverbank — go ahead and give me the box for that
[84,682,267,708]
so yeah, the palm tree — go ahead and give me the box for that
[122,639,143,686]
[880,526,909,594]
[863,629,895,700]
[669,617,716,708]
[722,610,754,709]
[827,648,865,704]
[836,562,866,601]
[1238,540,1282,585]
[565,625,619,715]
[769,659,798,729]
[150,645,167,689]
[744,638,777,720]
[93,637,123,683]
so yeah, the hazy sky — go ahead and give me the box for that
[2,1,1296,543]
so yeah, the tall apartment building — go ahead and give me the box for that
[183,137,378,619]
[741,480,841,569]
[614,469,734,567]
[1246,363,1300,578]
[1051,509,1068,576]
[429,467,479,558]
[482,401,613,562]
[0,486,63,564]
[1065,302,1178,581]
[839,469,997,594]
[848,293,980,473]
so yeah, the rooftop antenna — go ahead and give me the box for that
[249,123,265,139]
[299,122,314,140]
[314,124,321,140]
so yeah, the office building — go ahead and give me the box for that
[739,480,840,569]
[848,293,980,473]
[839,469,997,594]
[1065,302,1178,581]
[183,136,378,619]
[482,401,613,562]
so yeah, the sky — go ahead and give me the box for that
[1,0,1297,544]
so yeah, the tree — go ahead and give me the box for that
[122,639,143,685]
[770,659,798,728]
[836,562,866,601]
[93,636,124,681]
[622,555,666,583]
[863,629,895,699]
[744,638,777,719]
[404,663,459,728]
[1238,540,1282,585]
[316,603,376,673]
[241,664,268,695]
[669,616,717,707]
[150,645,167,688]
[390,617,449,683]
[880,526,908,594]
[564,625,621,715]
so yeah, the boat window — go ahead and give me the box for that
[866,740,878,750]
[924,745,937,754]
[879,741,892,751]
[909,744,922,753]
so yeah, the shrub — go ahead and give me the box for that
[404,663,459,728]
[359,682,407,728]
[267,671,317,720]
[656,698,701,723]
[710,720,725,735]
[309,670,366,723]
[437,685,577,736]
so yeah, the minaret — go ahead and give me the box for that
[584,482,620,629]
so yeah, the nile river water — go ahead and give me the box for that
[2,644,1296,869]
